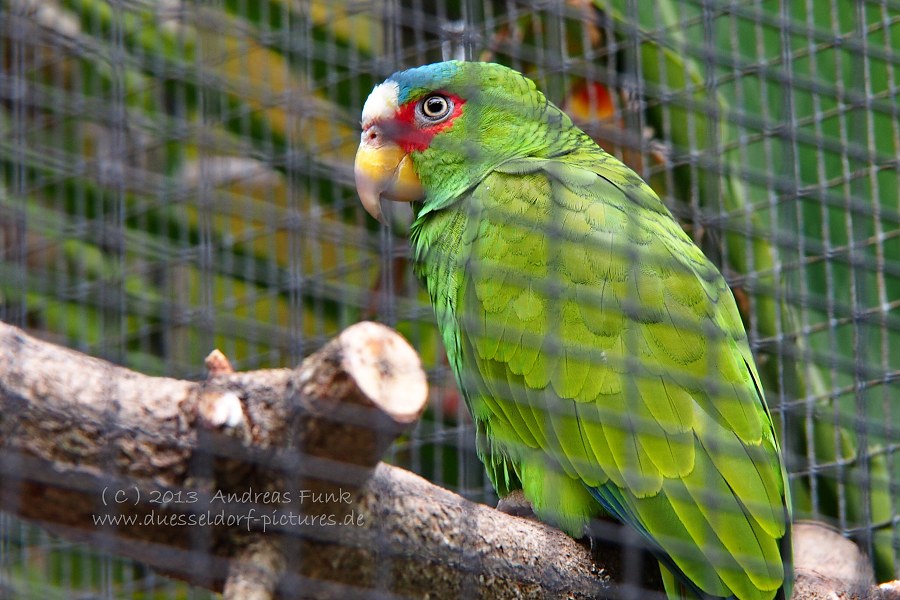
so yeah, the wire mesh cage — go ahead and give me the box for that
[1,0,898,598]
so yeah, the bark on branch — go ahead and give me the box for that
[0,320,893,599]
[0,320,605,598]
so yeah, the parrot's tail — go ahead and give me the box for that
[659,562,699,600]
[658,561,791,600]
[659,562,721,600]
[660,563,680,598]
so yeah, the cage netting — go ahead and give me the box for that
[1,0,898,598]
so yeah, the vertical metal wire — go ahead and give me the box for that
[799,0,823,521]
[1,0,899,596]
[874,0,900,574]
[850,0,875,562]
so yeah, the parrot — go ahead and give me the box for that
[354,61,792,600]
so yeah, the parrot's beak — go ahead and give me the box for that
[355,125,424,224]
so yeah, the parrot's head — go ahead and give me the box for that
[355,61,586,222]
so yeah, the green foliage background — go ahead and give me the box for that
[1,0,898,596]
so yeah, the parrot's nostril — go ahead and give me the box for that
[362,126,384,147]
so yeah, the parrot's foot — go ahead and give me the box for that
[496,490,537,520]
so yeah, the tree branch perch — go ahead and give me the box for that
[0,320,893,599]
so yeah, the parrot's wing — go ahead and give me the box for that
[455,154,790,600]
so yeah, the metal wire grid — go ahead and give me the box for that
[0,0,898,597]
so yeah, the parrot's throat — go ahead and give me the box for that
[384,92,466,153]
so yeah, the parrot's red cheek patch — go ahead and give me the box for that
[387,93,466,153]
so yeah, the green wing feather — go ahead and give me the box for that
[411,148,791,600]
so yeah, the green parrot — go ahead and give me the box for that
[354,61,792,600]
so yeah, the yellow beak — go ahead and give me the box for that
[354,125,424,224]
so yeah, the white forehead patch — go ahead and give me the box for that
[361,80,400,127]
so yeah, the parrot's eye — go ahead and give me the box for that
[418,95,453,122]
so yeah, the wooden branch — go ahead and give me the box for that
[0,320,430,594]
[0,320,606,598]
[223,538,286,600]
[0,320,894,599]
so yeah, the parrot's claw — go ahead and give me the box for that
[496,490,536,520]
